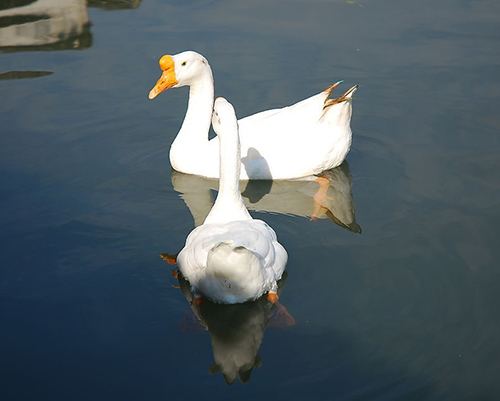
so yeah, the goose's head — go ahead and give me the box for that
[148,51,210,99]
[212,97,238,136]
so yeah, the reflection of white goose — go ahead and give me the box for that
[149,50,357,180]
[0,0,90,50]
[175,272,293,385]
[171,162,362,233]
[177,98,288,304]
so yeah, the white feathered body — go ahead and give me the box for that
[171,87,355,180]
[177,220,287,304]
[176,97,288,304]
[149,51,357,180]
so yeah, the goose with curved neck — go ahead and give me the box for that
[176,97,287,304]
[203,98,250,224]
[149,50,357,180]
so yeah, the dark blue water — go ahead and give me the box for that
[1,0,499,399]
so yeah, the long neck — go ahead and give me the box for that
[175,69,214,145]
[170,69,215,175]
[218,124,243,201]
[204,123,251,224]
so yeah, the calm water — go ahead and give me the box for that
[1,0,499,399]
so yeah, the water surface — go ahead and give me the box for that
[1,0,499,400]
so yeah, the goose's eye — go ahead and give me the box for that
[181,61,187,66]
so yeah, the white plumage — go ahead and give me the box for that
[176,97,287,304]
[149,50,357,180]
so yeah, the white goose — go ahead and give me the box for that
[176,97,288,304]
[149,50,357,180]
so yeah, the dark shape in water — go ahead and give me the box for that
[0,0,37,12]
[174,271,294,385]
[171,161,362,233]
[0,70,53,80]
[87,0,142,10]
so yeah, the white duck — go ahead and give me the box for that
[148,50,357,180]
[176,97,288,304]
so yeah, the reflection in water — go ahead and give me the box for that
[0,70,53,80]
[0,0,141,53]
[0,0,92,52]
[175,272,294,385]
[171,161,362,233]
[88,0,142,10]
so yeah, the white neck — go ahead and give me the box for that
[173,68,214,146]
[204,121,251,224]
[169,68,215,174]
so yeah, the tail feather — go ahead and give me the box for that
[323,84,358,110]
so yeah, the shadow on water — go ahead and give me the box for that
[241,147,272,181]
[171,161,362,233]
[0,70,53,80]
[173,271,294,385]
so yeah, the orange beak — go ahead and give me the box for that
[148,55,178,99]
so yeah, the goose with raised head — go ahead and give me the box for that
[148,50,357,180]
[176,97,287,304]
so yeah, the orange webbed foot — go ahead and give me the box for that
[159,252,178,265]
[267,292,279,304]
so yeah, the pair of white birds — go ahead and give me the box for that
[149,51,357,304]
